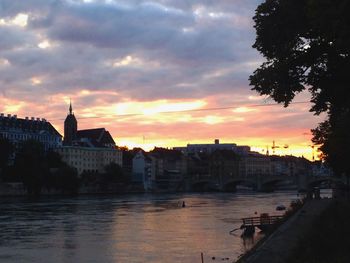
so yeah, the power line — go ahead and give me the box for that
[49,100,310,121]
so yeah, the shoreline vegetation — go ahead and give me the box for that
[0,139,131,197]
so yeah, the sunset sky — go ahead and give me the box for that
[0,0,324,159]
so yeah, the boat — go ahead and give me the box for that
[276,204,286,211]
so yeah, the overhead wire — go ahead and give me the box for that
[45,99,316,156]
[48,100,310,122]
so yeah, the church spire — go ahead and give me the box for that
[69,99,73,115]
[64,99,77,146]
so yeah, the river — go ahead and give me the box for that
[0,190,330,263]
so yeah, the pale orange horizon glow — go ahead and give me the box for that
[0,93,323,161]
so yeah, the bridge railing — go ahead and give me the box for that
[241,215,283,226]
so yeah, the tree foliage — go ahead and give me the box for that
[46,150,64,168]
[11,140,79,195]
[53,165,79,194]
[103,162,127,183]
[250,0,350,175]
[15,140,46,195]
[0,137,13,169]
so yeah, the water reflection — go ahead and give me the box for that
[241,233,262,251]
[0,191,330,263]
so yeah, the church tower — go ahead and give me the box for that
[63,100,77,146]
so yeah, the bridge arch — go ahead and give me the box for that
[307,177,339,189]
[191,180,212,192]
[260,176,295,192]
[262,178,291,186]
[223,179,257,192]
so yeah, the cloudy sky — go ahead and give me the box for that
[0,0,324,158]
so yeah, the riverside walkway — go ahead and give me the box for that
[237,199,332,263]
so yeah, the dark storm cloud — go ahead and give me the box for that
[0,0,264,102]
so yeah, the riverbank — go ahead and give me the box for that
[0,181,146,196]
[287,199,350,263]
[0,181,302,197]
[236,198,333,263]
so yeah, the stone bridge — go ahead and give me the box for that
[188,174,296,192]
[300,175,344,191]
[187,174,344,192]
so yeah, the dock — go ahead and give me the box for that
[237,200,332,263]
[240,214,283,235]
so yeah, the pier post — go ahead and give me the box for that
[243,226,255,236]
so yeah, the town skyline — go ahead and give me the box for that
[0,0,324,159]
[2,99,322,161]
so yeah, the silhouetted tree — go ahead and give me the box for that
[46,150,64,168]
[104,162,127,183]
[312,113,350,175]
[250,0,350,177]
[0,137,13,170]
[14,140,46,195]
[55,165,79,194]
[80,170,98,186]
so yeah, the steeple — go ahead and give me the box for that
[69,99,73,115]
[64,100,77,146]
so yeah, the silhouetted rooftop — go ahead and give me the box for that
[0,115,62,137]
[150,147,183,160]
[77,128,115,147]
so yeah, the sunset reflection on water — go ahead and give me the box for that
[0,192,306,263]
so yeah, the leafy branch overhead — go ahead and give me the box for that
[250,0,350,175]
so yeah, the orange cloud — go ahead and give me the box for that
[0,91,323,160]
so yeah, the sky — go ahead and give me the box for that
[0,0,324,159]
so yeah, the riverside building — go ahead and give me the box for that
[0,113,62,153]
[56,102,122,175]
[132,148,186,191]
[174,139,250,155]
[56,146,122,175]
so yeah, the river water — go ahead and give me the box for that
[0,191,329,263]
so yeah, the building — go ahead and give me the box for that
[76,128,116,148]
[239,153,272,178]
[209,150,240,180]
[149,148,187,190]
[63,102,115,148]
[0,113,62,154]
[187,152,211,181]
[56,146,122,175]
[132,148,187,191]
[57,103,122,174]
[132,150,152,190]
[311,161,333,177]
[174,139,250,155]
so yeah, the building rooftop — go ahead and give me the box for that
[77,128,115,147]
[150,147,183,160]
[0,114,61,137]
